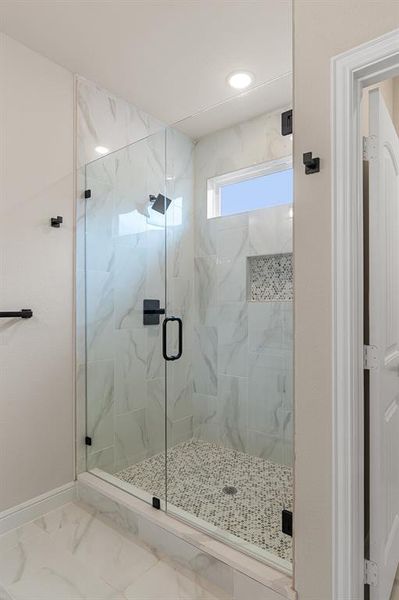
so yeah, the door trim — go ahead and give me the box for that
[331,28,399,600]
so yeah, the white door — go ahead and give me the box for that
[368,88,399,600]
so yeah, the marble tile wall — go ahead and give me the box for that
[76,77,195,475]
[76,79,293,473]
[192,109,294,466]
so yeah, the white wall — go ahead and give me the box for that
[293,3,399,599]
[0,34,74,511]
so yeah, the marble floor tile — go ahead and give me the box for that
[0,501,229,600]
[123,560,224,600]
[0,584,13,600]
[0,521,42,555]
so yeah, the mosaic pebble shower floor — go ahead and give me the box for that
[116,439,293,562]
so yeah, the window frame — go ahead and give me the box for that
[206,155,293,219]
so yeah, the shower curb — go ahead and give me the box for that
[77,472,296,600]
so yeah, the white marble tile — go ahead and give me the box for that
[129,514,234,597]
[86,360,114,454]
[195,216,218,258]
[0,584,12,600]
[166,127,195,186]
[85,173,115,237]
[114,245,146,330]
[146,326,163,380]
[33,502,95,537]
[7,550,116,600]
[233,571,287,600]
[144,230,166,301]
[218,375,248,438]
[168,277,192,318]
[248,302,285,353]
[192,393,220,442]
[0,530,62,587]
[77,76,163,167]
[123,559,226,600]
[114,329,147,414]
[115,409,148,471]
[145,377,166,456]
[75,269,86,366]
[248,350,288,437]
[49,505,157,593]
[248,204,293,257]
[168,225,195,280]
[282,301,293,348]
[77,489,140,539]
[167,353,194,422]
[218,304,248,378]
[247,430,285,463]
[195,257,218,326]
[170,416,194,447]
[87,446,115,473]
[216,213,249,232]
[0,521,42,555]
[283,441,294,468]
[217,228,248,304]
[86,231,115,273]
[86,270,114,362]
[193,326,218,397]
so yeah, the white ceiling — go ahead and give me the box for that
[0,0,292,131]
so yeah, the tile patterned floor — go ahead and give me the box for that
[0,502,229,600]
[116,439,293,562]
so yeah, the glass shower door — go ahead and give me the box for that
[85,129,168,507]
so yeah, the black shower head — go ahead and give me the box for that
[149,193,172,215]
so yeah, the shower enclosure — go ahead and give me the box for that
[84,99,293,569]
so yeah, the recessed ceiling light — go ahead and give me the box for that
[95,145,109,155]
[227,71,254,90]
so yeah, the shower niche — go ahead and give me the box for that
[247,253,293,302]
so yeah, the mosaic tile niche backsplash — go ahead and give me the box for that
[248,253,293,302]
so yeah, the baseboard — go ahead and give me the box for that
[0,481,76,535]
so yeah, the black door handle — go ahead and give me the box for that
[162,317,183,361]
[0,309,33,319]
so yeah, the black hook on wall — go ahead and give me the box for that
[51,216,63,228]
[303,152,320,174]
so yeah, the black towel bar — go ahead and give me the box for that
[0,309,33,319]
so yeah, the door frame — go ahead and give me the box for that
[332,28,399,600]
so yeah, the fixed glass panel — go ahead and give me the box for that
[85,129,167,507]
[164,92,294,570]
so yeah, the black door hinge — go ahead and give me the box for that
[84,189,91,199]
[282,509,293,536]
[85,436,92,446]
